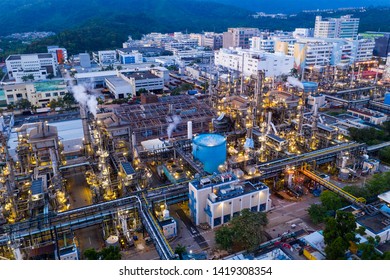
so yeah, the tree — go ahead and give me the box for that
[307,204,326,224]
[21,76,29,82]
[84,248,99,260]
[325,236,349,260]
[215,225,234,251]
[84,246,121,260]
[99,246,121,260]
[358,236,382,260]
[320,191,344,212]
[174,244,187,260]
[379,146,390,165]
[48,99,58,110]
[231,209,268,251]
[16,99,32,110]
[27,74,34,81]
[63,92,76,108]
[323,211,357,260]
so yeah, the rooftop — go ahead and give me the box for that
[356,212,390,234]
[34,80,67,92]
[105,76,130,87]
[31,178,43,195]
[121,162,136,176]
[124,71,160,80]
[378,190,390,204]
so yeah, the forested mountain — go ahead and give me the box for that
[203,0,390,12]
[0,1,389,56]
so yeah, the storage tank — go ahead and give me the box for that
[384,93,390,105]
[192,134,226,174]
[105,235,119,247]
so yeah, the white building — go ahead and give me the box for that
[215,48,294,78]
[3,80,68,107]
[79,53,91,68]
[47,46,68,64]
[189,173,270,228]
[118,50,143,64]
[105,76,132,99]
[347,108,387,125]
[352,39,375,62]
[120,71,164,94]
[223,28,261,49]
[6,53,57,83]
[293,28,314,39]
[96,50,117,65]
[314,15,359,39]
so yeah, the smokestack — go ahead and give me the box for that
[187,121,193,140]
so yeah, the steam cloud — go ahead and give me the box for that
[287,77,304,89]
[167,115,181,139]
[72,84,98,118]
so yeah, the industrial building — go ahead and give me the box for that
[3,80,68,108]
[93,50,117,66]
[5,53,57,83]
[47,46,68,65]
[189,173,270,228]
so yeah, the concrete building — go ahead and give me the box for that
[79,53,91,68]
[6,53,57,83]
[352,39,375,62]
[223,28,261,49]
[118,50,143,64]
[293,28,314,39]
[203,33,223,50]
[105,76,132,99]
[47,46,68,64]
[95,50,117,66]
[3,80,67,107]
[314,15,359,39]
[215,48,294,78]
[120,71,164,94]
[347,108,387,125]
[188,173,270,228]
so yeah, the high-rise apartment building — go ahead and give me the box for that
[314,15,359,39]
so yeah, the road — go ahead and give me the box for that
[265,194,321,239]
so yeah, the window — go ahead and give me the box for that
[259,203,266,211]
[251,206,258,212]
[53,92,58,96]
[233,211,240,218]
[213,217,221,227]
[223,214,231,224]
[45,93,51,97]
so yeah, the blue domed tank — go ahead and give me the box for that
[192,134,226,174]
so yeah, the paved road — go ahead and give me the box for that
[175,209,209,250]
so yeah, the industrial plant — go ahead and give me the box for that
[0,64,388,261]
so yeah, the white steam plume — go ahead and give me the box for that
[287,77,304,89]
[71,84,98,118]
[167,115,181,140]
